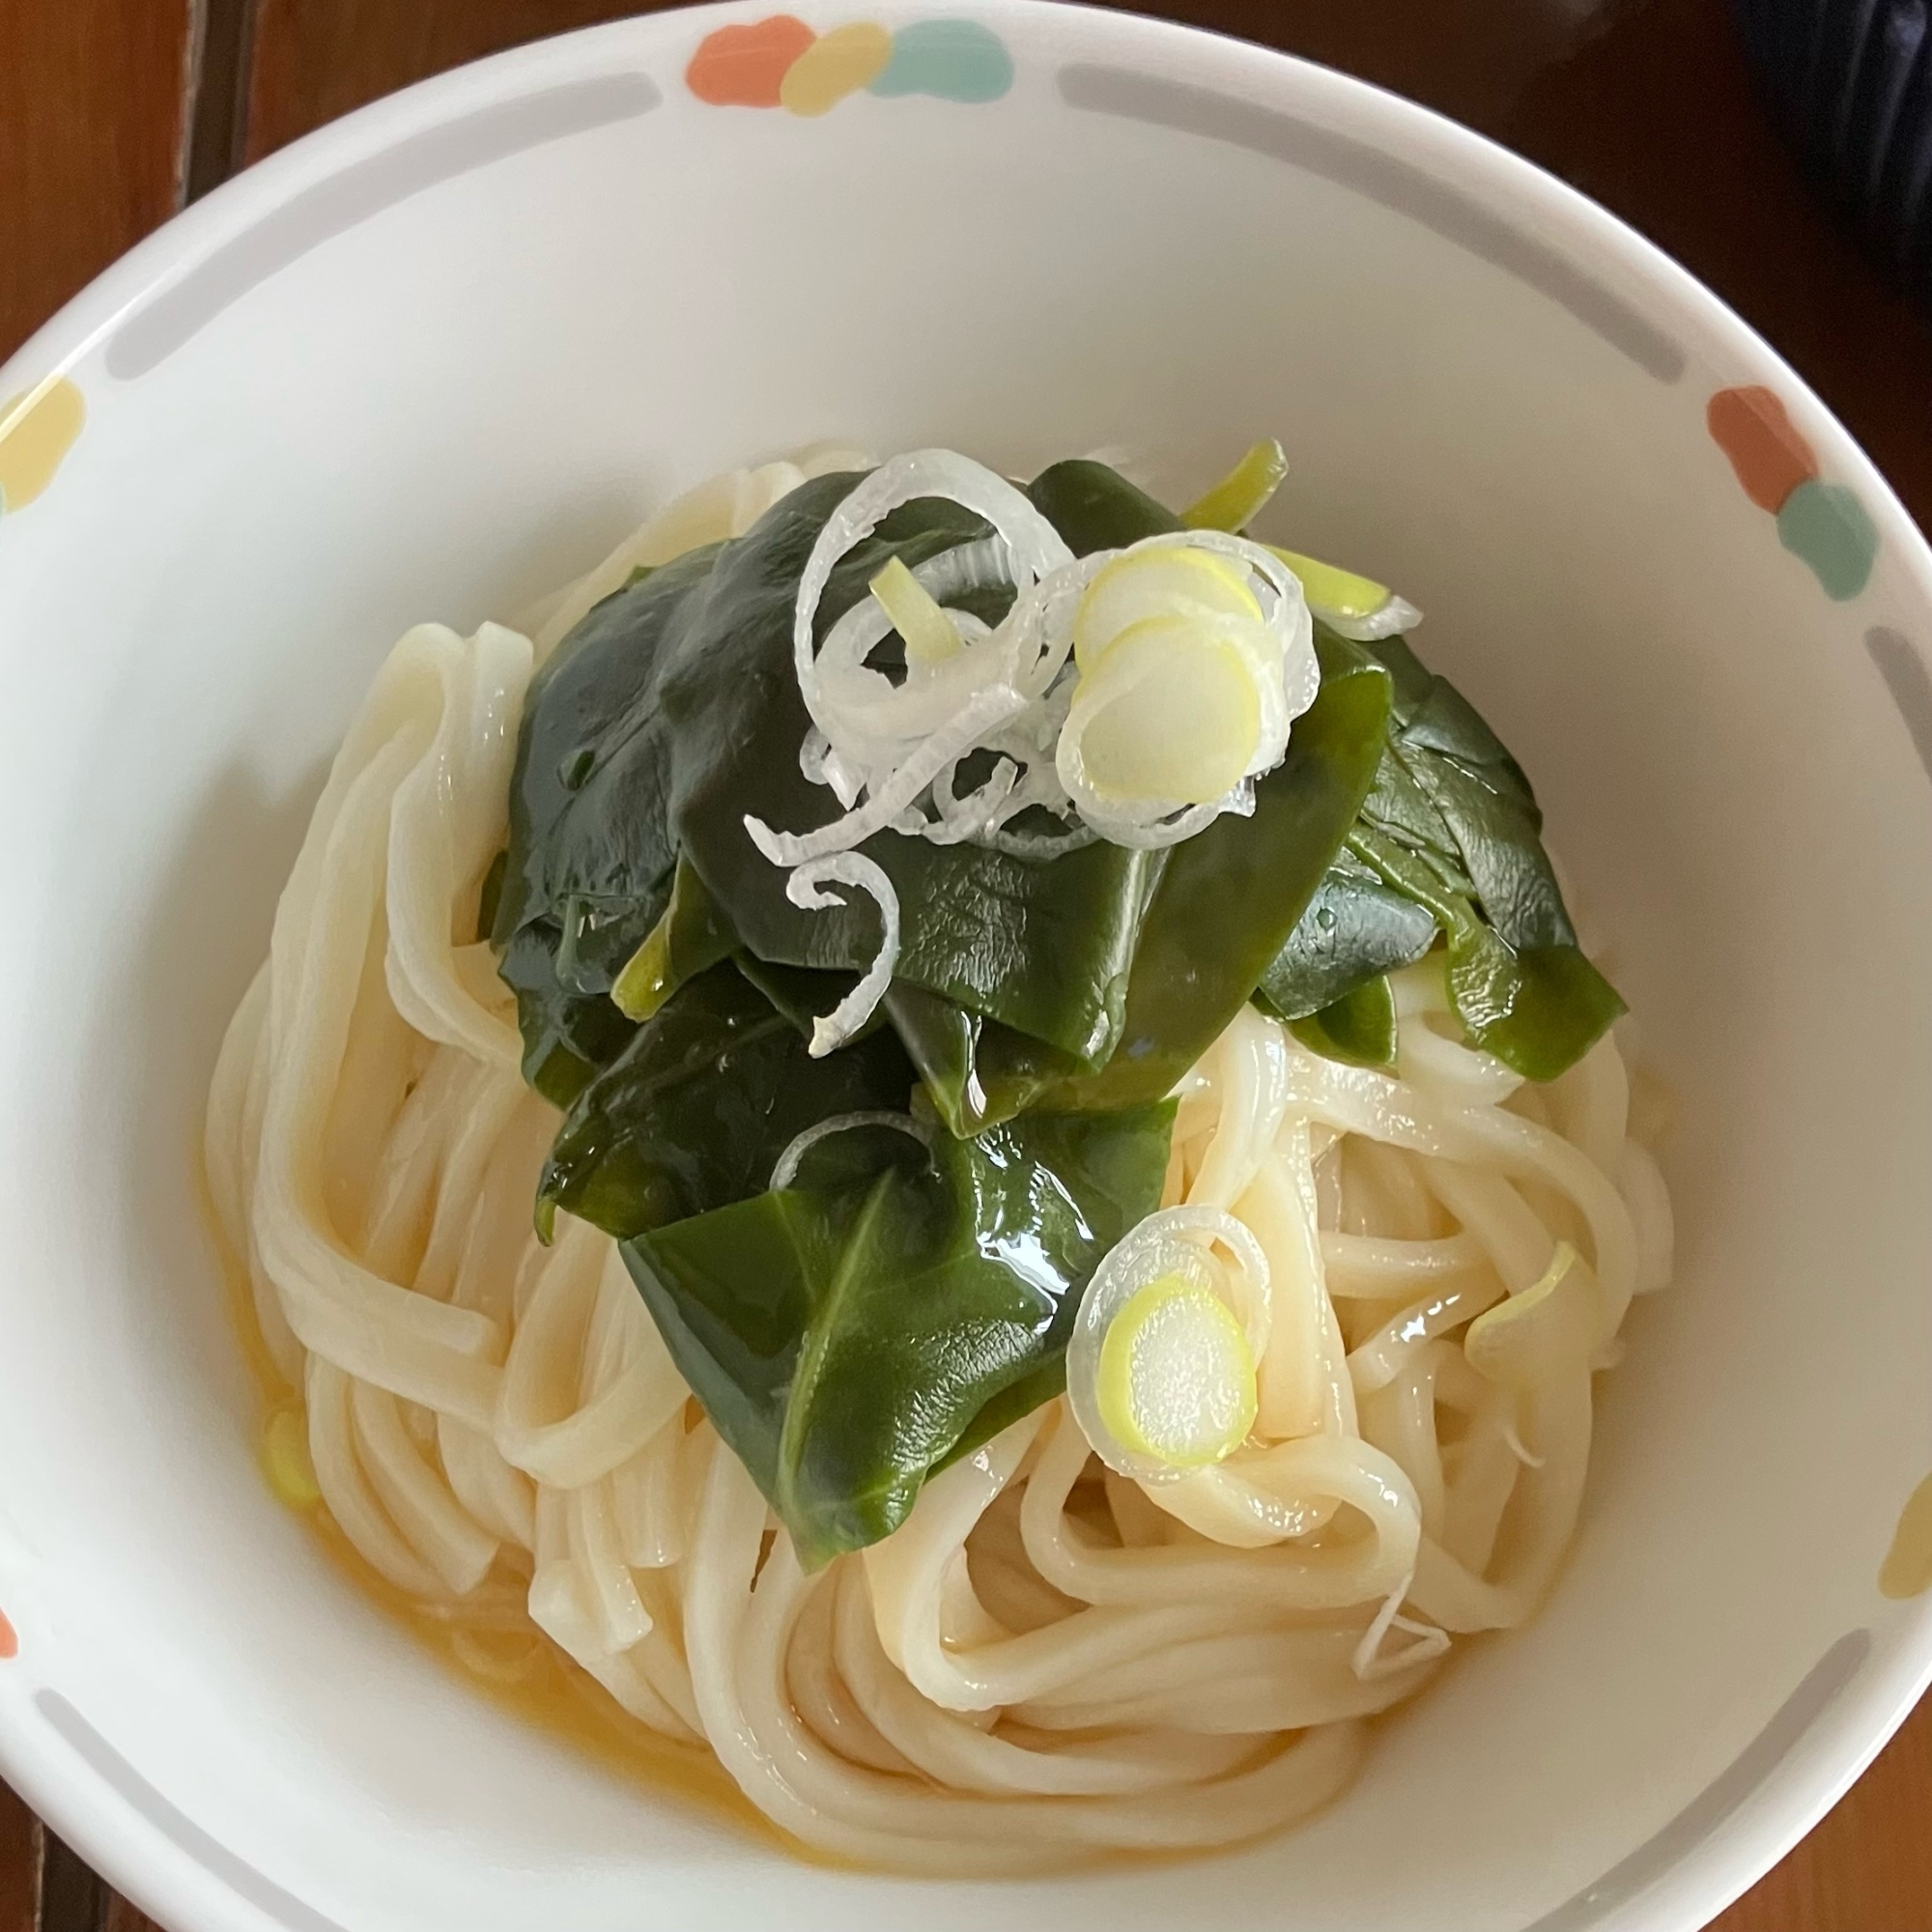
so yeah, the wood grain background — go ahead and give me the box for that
[2,1,1928,1927]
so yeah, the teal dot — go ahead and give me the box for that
[1776,478,1878,601]
[869,18,1013,103]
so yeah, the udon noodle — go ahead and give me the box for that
[206,457,1673,1873]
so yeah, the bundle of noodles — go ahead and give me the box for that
[206,453,1671,1874]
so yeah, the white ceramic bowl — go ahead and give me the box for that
[2,5,1929,1928]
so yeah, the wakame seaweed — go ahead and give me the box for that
[626,1098,1174,1567]
[873,633,1392,1135]
[1254,633,1624,1077]
[495,477,1157,1071]
[493,454,1624,1558]
[534,960,916,1243]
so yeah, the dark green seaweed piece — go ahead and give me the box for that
[879,983,1067,1138]
[1366,636,1568,949]
[536,962,914,1243]
[1036,629,1393,1111]
[1345,823,1623,1082]
[1256,861,1438,1022]
[876,624,1395,1128]
[1253,629,1622,1079]
[474,849,508,947]
[497,920,642,1110]
[872,467,1391,1122]
[624,1098,1174,1567]
[1290,976,1400,1070]
[498,476,1159,1070]
[1353,632,1623,1077]
[492,540,725,961]
[1027,459,1183,554]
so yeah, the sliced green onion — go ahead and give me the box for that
[1072,547,1263,670]
[1182,438,1290,532]
[1265,545,1396,624]
[1066,614,1267,805]
[611,919,675,1022]
[1463,1241,1601,1390]
[1068,1206,1269,1482]
[261,1404,321,1510]
[869,554,963,667]
[611,861,734,1021]
[1095,1274,1257,1468]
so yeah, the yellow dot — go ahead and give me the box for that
[0,376,85,514]
[780,21,894,117]
[1880,1471,1932,1600]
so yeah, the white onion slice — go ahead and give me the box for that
[781,854,901,1057]
[980,820,1100,859]
[798,727,866,808]
[913,535,1012,605]
[924,754,1020,845]
[1065,781,1253,854]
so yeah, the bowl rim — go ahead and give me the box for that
[2,4,1930,1928]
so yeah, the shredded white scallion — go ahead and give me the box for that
[1350,1571,1452,1682]
[1323,593,1424,643]
[770,1111,930,1191]
[747,683,1031,868]
[781,854,901,1056]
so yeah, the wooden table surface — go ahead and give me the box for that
[3,0,1929,1926]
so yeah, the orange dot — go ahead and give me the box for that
[1707,385,1818,515]
[0,1607,15,1661]
[687,15,817,108]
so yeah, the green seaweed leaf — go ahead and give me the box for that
[610,858,737,1022]
[1289,975,1400,1069]
[536,961,914,1244]
[624,1100,1174,1566]
[498,476,1159,1073]
[1027,459,1183,554]
[879,635,1393,1131]
[1256,860,1438,1022]
[1254,630,1622,1080]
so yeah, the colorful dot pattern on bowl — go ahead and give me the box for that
[1707,385,1878,601]
[1881,1471,1932,1599]
[0,1605,15,1661]
[687,15,1013,114]
[0,376,86,517]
